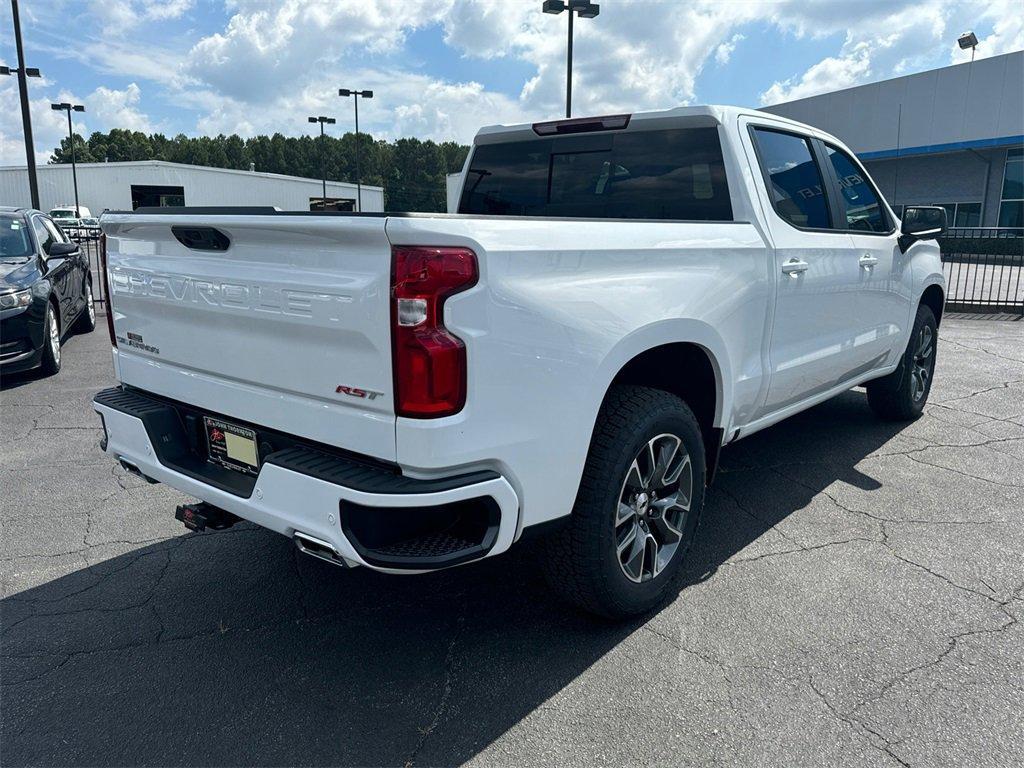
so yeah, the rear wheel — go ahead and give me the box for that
[543,385,706,619]
[39,301,61,376]
[866,304,937,421]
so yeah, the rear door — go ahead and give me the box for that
[32,215,72,325]
[43,217,87,321]
[744,122,863,414]
[820,142,912,370]
[102,213,398,461]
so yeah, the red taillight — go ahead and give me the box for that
[100,233,116,348]
[391,246,478,418]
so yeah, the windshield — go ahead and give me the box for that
[50,210,76,219]
[0,215,33,261]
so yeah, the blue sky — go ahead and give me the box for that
[1,0,1021,164]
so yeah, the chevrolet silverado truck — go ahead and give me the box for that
[93,106,948,617]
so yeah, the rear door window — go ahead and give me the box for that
[751,128,831,229]
[459,126,732,221]
[824,144,890,233]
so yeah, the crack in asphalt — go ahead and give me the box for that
[807,679,911,767]
[403,598,468,768]
[941,337,1024,365]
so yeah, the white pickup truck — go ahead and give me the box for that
[93,106,948,617]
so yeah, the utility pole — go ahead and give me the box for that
[6,0,42,208]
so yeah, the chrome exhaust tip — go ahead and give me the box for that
[294,532,351,568]
[117,457,158,484]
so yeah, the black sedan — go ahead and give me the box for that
[0,207,95,377]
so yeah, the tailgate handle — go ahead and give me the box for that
[172,225,230,252]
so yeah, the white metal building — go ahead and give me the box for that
[0,160,384,213]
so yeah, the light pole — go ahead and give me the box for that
[542,0,600,118]
[51,103,85,219]
[307,115,336,206]
[958,31,979,62]
[338,88,373,211]
[2,0,43,209]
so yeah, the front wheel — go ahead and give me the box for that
[542,385,706,619]
[39,301,61,376]
[75,280,96,334]
[866,304,938,421]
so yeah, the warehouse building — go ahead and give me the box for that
[764,50,1023,228]
[0,160,384,213]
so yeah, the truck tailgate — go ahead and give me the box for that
[102,213,396,461]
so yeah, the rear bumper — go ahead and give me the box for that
[93,386,520,573]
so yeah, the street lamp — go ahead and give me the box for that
[958,31,979,62]
[307,115,336,206]
[51,103,86,221]
[542,0,600,118]
[338,88,373,212]
[2,0,44,209]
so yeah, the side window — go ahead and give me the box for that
[825,144,889,233]
[751,128,831,229]
[32,217,55,255]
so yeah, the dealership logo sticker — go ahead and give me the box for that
[115,331,160,355]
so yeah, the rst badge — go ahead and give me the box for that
[335,385,384,401]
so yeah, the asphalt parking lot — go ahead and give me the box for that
[2,315,1022,767]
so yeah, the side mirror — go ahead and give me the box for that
[899,206,947,253]
[46,241,80,258]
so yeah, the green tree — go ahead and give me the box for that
[48,128,469,212]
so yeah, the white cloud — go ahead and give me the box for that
[88,0,193,32]
[759,1,950,104]
[186,1,453,103]
[0,79,74,165]
[760,44,874,104]
[0,80,155,165]
[715,34,745,66]
[950,0,1024,63]
[192,68,526,144]
[84,83,152,132]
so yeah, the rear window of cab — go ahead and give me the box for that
[459,127,733,221]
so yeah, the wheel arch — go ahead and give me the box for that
[592,322,732,483]
[920,282,945,327]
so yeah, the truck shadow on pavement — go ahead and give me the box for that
[1,391,905,767]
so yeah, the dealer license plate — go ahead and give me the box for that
[204,417,260,476]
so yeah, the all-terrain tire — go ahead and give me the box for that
[542,385,706,619]
[866,304,938,421]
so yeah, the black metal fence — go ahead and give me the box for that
[64,228,106,308]
[938,228,1023,315]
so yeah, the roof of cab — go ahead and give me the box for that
[473,104,842,147]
